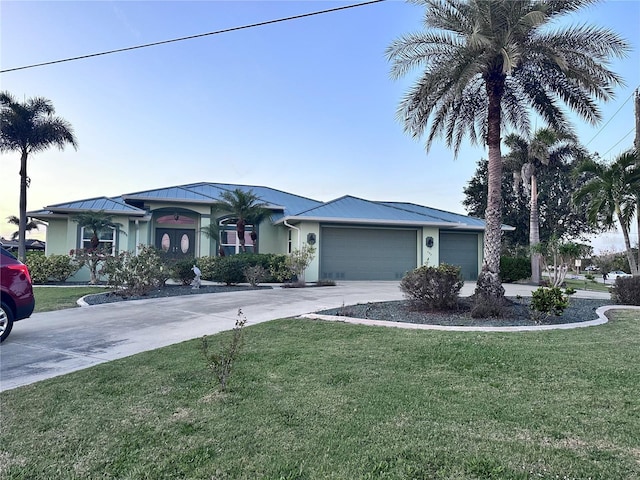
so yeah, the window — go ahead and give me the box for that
[81,227,116,255]
[219,221,255,255]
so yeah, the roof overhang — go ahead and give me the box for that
[275,216,515,231]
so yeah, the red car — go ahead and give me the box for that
[1,247,35,342]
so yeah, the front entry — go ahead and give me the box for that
[155,229,195,258]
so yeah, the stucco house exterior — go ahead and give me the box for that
[28,182,510,283]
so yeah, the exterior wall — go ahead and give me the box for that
[298,222,320,282]
[420,226,440,268]
[254,221,289,255]
[44,219,71,256]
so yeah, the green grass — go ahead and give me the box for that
[2,309,639,479]
[563,278,610,293]
[33,286,111,312]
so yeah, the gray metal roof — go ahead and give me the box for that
[38,197,147,215]
[278,195,482,228]
[28,183,494,230]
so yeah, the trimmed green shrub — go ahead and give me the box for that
[46,254,82,282]
[611,276,640,306]
[400,263,464,310]
[101,246,168,296]
[25,254,81,283]
[197,256,218,282]
[530,286,570,324]
[211,256,246,285]
[500,256,531,283]
[170,259,196,285]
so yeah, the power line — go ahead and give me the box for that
[584,88,637,147]
[601,128,635,157]
[1,0,386,74]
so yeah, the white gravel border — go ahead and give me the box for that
[300,305,640,332]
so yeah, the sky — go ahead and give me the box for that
[1,0,639,255]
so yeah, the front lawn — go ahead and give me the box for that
[2,310,639,479]
[33,286,111,312]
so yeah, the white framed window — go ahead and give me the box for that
[81,227,116,255]
[218,220,255,255]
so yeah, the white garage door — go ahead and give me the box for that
[320,227,418,280]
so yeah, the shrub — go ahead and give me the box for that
[611,276,640,306]
[170,259,196,285]
[499,256,531,283]
[211,256,246,285]
[25,253,49,284]
[46,255,82,282]
[530,286,570,324]
[197,256,218,281]
[243,264,267,287]
[25,254,81,283]
[201,309,247,392]
[101,246,168,296]
[400,263,464,310]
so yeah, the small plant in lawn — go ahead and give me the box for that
[530,286,572,324]
[201,309,247,391]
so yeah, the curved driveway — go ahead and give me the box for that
[0,281,612,392]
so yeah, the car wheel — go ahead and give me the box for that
[0,301,15,343]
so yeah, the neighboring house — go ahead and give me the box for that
[0,238,46,252]
[28,182,513,283]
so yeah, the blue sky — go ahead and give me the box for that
[1,0,639,254]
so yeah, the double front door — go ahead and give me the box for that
[156,229,195,258]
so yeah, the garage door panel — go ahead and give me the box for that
[321,227,417,280]
[439,232,478,281]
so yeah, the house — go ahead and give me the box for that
[28,182,510,283]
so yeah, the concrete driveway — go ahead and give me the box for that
[0,281,612,392]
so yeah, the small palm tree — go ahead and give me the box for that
[573,149,640,276]
[71,211,123,284]
[212,189,270,253]
[503,128,579,284]
[386,0,628,311]
[6,215,46,241]
[72,211,122,249]
[1,91,77,262]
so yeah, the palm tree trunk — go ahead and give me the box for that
[474,76,506,306]
[616,203,638,275]
[18,150,28,263]
[529,175,541,284]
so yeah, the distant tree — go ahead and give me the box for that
[573,149,640,276]
[6,215,45,241]
[463,158,599,252]
[503,128,580,284]
[212,189,270,253]
[386,0,628,312]
[1,91,77,262]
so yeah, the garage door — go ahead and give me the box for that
[439,232,479,281]
[320,227,417,280]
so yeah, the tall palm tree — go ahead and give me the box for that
[574,150,640,276]
[6,215,46,241]
[503,128,579,284]
[1,91,77,262]
[386,0,628,310]
[212,189,270,253]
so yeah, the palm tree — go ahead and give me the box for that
[574,150,640,276]
[1,91,77,262]
[212,189,270,253]
[6,215,46,241]
[386,0,628,311]
[503,128,579,284]
[71,211,122,250]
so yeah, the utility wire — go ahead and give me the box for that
[1,0,386,74]
[584,88,637,146]
[601,128,635,157]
